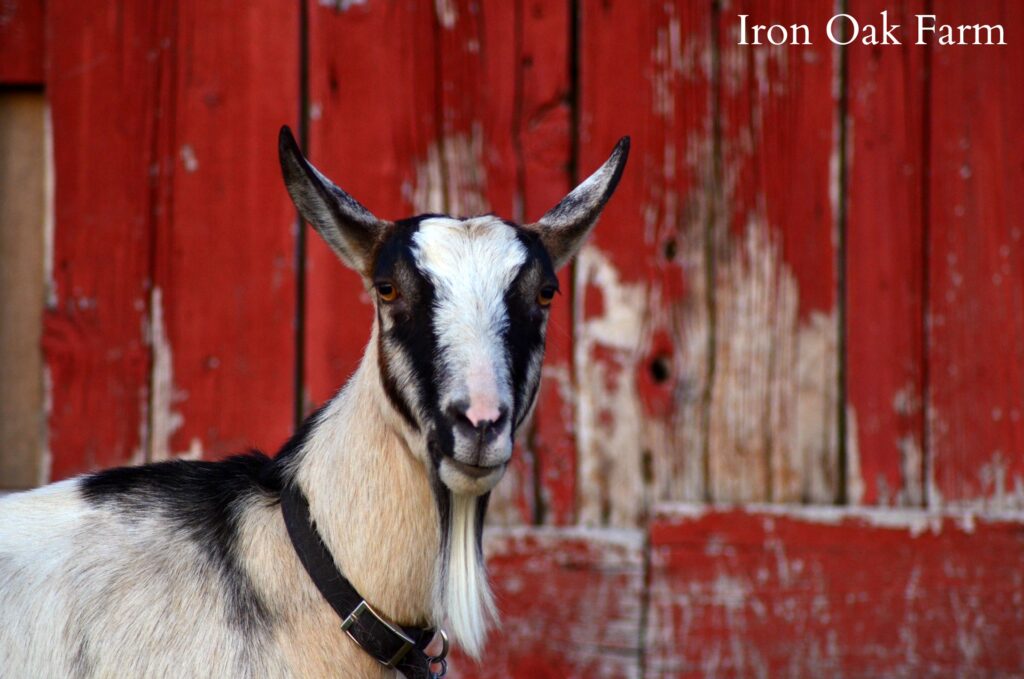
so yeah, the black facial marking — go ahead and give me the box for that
[373,216,448,442]
[80,452,284,642]
[504,228,557,428]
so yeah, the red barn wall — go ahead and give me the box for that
[2,1,1023,676]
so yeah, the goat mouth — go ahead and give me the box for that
[442,457,504,479]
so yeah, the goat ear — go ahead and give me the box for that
[526,136,630,269]
[278,125,388,275]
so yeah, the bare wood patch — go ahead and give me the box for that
[0,93,46,489]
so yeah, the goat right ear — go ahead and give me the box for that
[278,126,388,275]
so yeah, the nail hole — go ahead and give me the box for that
[649,356,671,384]
[663,238,677,261]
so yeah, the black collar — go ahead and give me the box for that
[280,484,442,678]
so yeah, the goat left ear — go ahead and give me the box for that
[526,136,630,269]
[278,125,388,276]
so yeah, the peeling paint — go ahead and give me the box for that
[318,0,366,10]
[409,127,487,216]
[433,0,457,30]
[655,502,1024,532]
[574,245,647,526]
[708,216,839,503]
[179,144,199,173]
[148,287,184,462]
[845,404,864,504]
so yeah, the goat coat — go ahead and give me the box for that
[0,356,447,679]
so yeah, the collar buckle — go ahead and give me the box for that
[340,599,415,668]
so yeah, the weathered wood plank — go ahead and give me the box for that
[927,1,1024,510]
[0,0,44,84]
[506,0,575,526]
[44,2,161,478]
[454,527,645,678]
[576,0,714,525]
[711,2,839,503]
[0,93,46,489]
[304,0,438,412]
[845,0,927,506]
[148,1,300,461]
[647,506,1024,677]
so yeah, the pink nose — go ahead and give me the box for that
[465,403,500,428]
[446,400,510,441]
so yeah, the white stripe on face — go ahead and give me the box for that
[411,216,527,468]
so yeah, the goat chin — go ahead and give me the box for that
[438,459,506,496]
[438,493,497,659]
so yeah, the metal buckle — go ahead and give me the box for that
[340,600,415,668]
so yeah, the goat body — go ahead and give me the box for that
[0,127,628,678]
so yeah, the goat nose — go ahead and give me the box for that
[447,400,509,441]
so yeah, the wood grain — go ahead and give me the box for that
[304,0,438,412]
[576,0,714,525]
[454,527,645,678]
[845,0,928,506]
[927,1,1024,510]
[0,93,46,488]
[150,0,299,461]
[44,1,162,478]
[0,0,44,84]
[711,1,839,503]
[647,506,1024,677]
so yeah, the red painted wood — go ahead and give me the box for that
[304,0,437,409]
[43,2,164,478]
[516,0,575,525]
[647,507,1024,677]
[577,0,713,522]
[152,1,300,460]
[455,528,645,678]
[927,1,1024,509]
[712,2,839,502]
[845,0,928,506]
[0,0,44,84]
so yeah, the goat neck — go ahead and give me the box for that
[292,327,440,630]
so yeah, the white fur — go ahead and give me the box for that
[442,495,496,656]
[412,216,526,468]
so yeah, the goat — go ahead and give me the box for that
[0,126,628,678]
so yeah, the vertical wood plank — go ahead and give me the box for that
[44,2,161,478]
[0,93,46,488]
[150,0,300,461]
[304,0,438,413]
[928,1,1024,509]
[576,0,714,525]
[515,0,575,524]
[845,0,927,506]
[0,0,44,84]
[711,1,839,503]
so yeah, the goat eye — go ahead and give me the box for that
[376,282,399,302]
[537,285,557,307]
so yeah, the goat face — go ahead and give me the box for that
[279,127,629,497]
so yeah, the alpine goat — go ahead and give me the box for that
[0,126,629,678]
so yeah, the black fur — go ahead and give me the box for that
[505,228,557,428]
[79,451,288,641]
